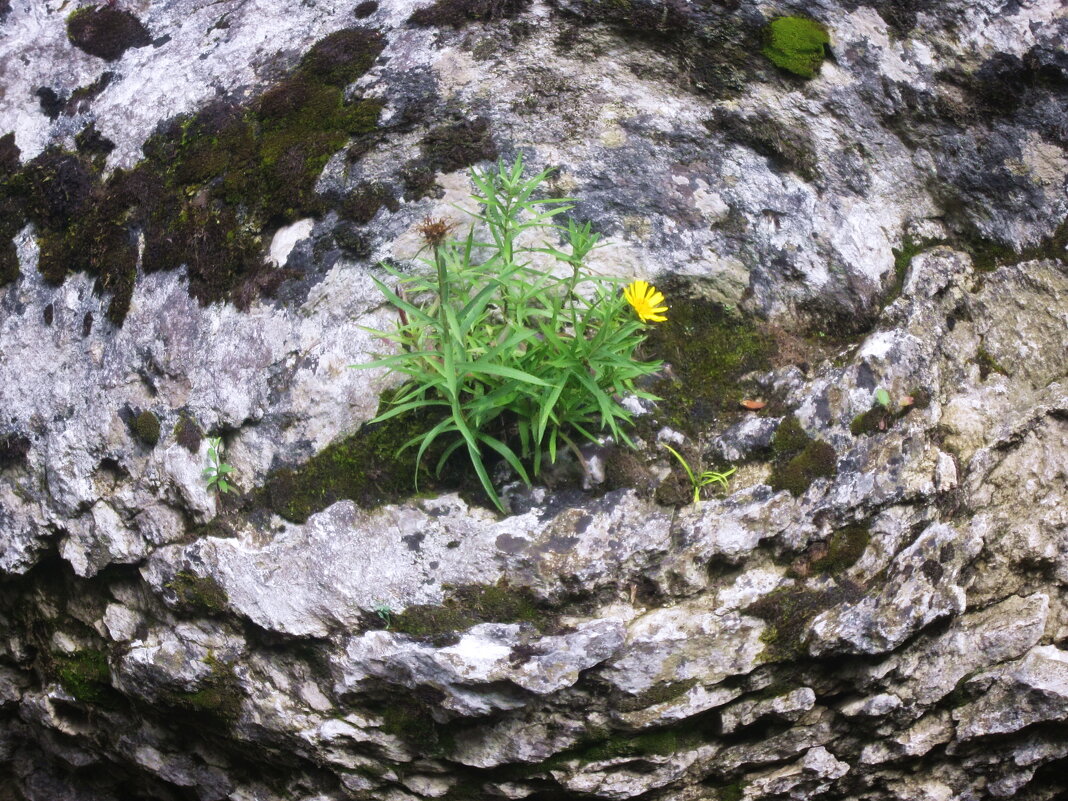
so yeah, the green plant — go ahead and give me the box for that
[762,16,830,78]
[874,388,891,409]
[373,602,393,629]
[662,444,736,505]
[202,436,235,494]
[355,155,663,511]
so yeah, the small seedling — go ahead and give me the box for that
[875,388,891,409]
[203,436,235,494]
[373,602,393,629]
[663,444,736,505]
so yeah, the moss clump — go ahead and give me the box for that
[391,582,547,637]
[762,16,830,78]
[174,414,203,453]
[166,570,229,615]
[810,524,871,574]
[55,649,117,706]
[767,415,837,496]
[132,410,161,447]
[745,581,864,661]
[407,0,531,28]
[67,5,152,62]
[643,283,774,436]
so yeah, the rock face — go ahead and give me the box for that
[1,1,1067,800]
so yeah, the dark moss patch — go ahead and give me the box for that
[67,71,115,113]
[615,678,699,712]
[706,110,820,183]
[959,218,1068,274]
[408,0,531,28]
[376,691,455,755]
[745,580,864,661]
[810,524,871,574]
[390,581,547,637]
[761,16,829,79]
[165,570,229,616]
[131,410,161,447]
[403,117,498,200]
[259,393,461,522]
[0,433,31,469]
[354,1,379,18]
[5,29,384,325]
[67,5,152,61]
[767,415,837,496]
[55,649,118,706]
[716,781,746,801]
[35,87,65,120]
[338,181,398,224]
[162,654,243,725]
[554,1,760,98]
[174,414,203,453]
[0,133,20,286]
[849,405,894,436]
[75,123,116,161]
[643,281,774,436]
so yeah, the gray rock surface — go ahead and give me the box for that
[1,0,1067,799]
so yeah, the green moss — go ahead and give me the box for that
[132,410,161,447]
[745,581,864,661]
[55,649,116,706]
[67,5,152,62]
[391,582,547,637]
[767,415,837,496]
[166,570,229,615]
[718,781,746,801]
[959,217,1068,273]
[762,16,830,78]
[810,524,871,574]
[975,346,1009,379]
[643,283,774,436]
[163,654,243,724]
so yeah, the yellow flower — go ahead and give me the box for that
[624,280,668,323]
